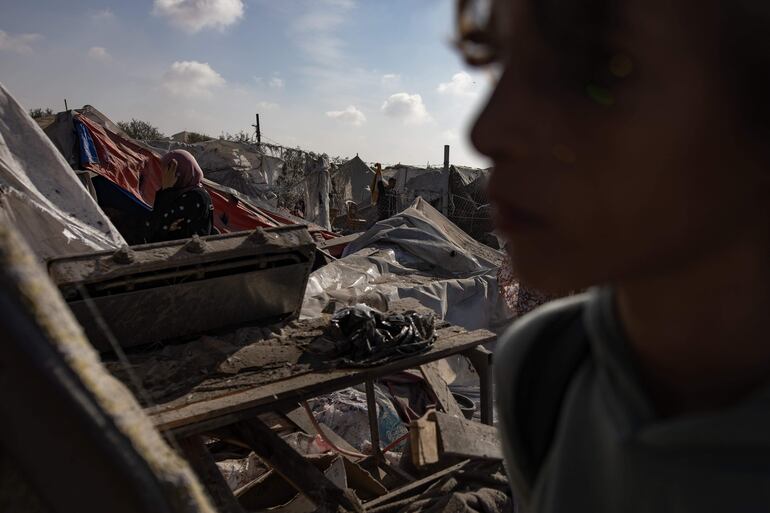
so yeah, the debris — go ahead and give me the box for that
[387,460,511,513]
[410,412,440,467]
[309,387,409,453]
[409,411,502,467]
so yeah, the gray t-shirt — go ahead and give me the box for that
[494,288,770,512]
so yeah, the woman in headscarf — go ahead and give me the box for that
[144,150,213,243]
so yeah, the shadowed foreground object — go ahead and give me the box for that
[0,216,215,513]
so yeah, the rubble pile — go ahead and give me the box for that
[0,81,516,513]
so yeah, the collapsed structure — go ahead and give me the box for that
[0,81,515,513]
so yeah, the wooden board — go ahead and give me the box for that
[409,412,439,467]
[150,327,495,436]
[224,418,362,513]
[419,361,463,418]
[177,436,246,513]
[363,460,470,510]
[434,411,501,461]
[284,406,362,456]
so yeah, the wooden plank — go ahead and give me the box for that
[463,345,494,425]
[409,412,439,467]
[419,361,463,418]
[284,406,362,456]
[225,418,363,513]
[151,328,496,435]
[365,380,383,461]
[433,411,501,461]
[177,436,246,513]
[316,232,362,251]
[363,460,470,510]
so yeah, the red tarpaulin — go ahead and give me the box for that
[78,115,161,207]
[77,114,339,239]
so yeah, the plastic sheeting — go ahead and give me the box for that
[302,198,511,332]
[78,114,163,207]
[0,82,125,260]
[304,155,331,230]
[335,155,374,205]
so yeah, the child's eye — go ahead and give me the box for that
[454,0,502,67]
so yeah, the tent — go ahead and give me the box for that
[0,82,125,260]
[302,197,510,332]
[41,106,338,243]
[334,155,374,206]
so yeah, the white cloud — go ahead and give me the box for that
[87,46,111,62]
[381,93,431,125]
[257,101,279,111]
[0,30,42,54]
[152,0,244,33]
[291,0,356,68]
[442,129,460,142]
[322,0,356,7]
[326,105,366,127]
[437,71,478,98]
[269,77,284,89]
[382,73,400,82]
[89,9,115,21]
[162,61,225,97]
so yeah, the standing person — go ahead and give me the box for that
[145,150,213,243]
[372,163,398,221]
[457,0,770,511]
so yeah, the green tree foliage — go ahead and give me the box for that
[29,107,54,119]
[117,118,165,141]
[220,130,252,144]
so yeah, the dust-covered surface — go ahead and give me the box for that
[104,316,332,408]
[104,299,447,410]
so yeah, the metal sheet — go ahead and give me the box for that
[49,227,316,351]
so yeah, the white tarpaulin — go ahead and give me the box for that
[302,198,511,332]
[0,82,124,260]
[304,155,331,230]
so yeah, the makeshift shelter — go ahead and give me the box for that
[448,165,493,243]
[334,155,375,206]
[0,82,124,260]
[148,138,278,204]
[381,164,450,215]
[41,106,337,243]
[302,197,510,333]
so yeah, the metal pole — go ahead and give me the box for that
[442,145,450,215]
[443,144,450,172]
[64,99,69,111]
[252,114,262,145]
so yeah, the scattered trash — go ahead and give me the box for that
[216,452,268,491]
[310,387,409,453]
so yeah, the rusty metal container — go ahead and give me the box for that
[48,226,316,351]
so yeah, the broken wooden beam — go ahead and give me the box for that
[363,460,470,511]
[433,411,501,461]
[177,436,247,513]
[419,361,463,418]
[409,411,501,468]
[223,417,363,513]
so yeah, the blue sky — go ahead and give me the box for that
[0,0,492,166]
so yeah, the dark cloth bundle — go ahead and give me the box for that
[324,306,436,367]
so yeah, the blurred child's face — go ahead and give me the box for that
[473,0,767,292]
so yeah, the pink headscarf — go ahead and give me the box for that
[160,150,203,191]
